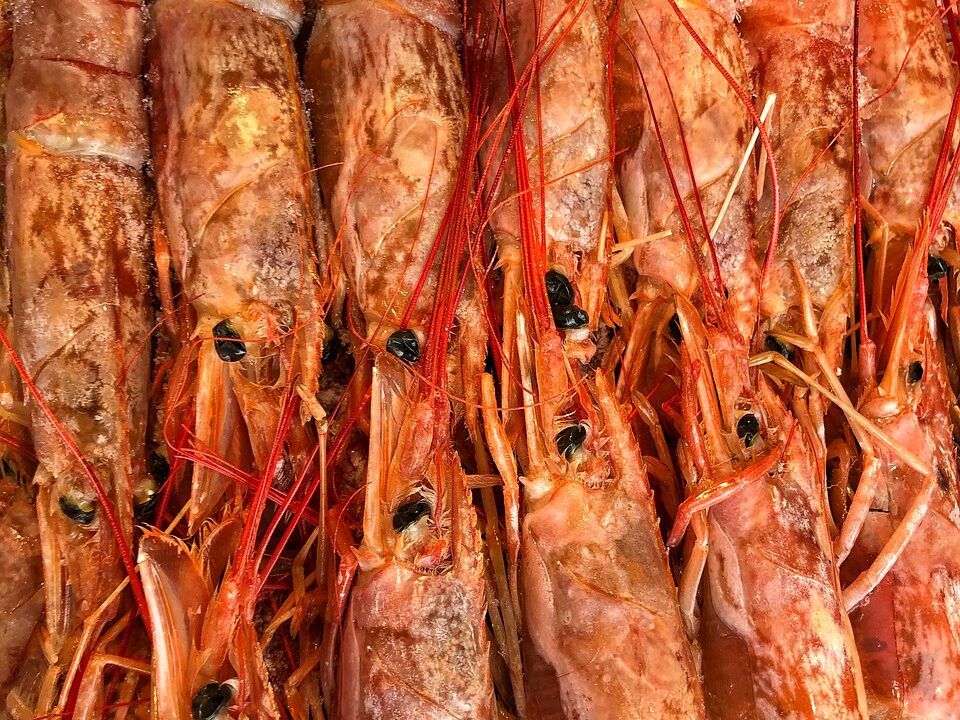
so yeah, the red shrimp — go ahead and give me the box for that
[150,0,329,530]
[6,0,152,652]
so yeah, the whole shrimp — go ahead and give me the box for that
[139,376,332,719]
[305,3,495,717]
[739,0,856,375]
[609,0,762,529]
[150,0,328,530]
[836,1,960,714]
[5,0,152,653]
[671,295,870,719]
[609,1,870,714]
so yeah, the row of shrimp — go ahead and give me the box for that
[0,0,957,718]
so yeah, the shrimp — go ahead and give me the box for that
[304,0,466,356]
[609,0,762,527]
[149,0,328,530]
[0,8,42,701]
[607,2,869,713]
[836,1,960,714]
[5,0,152,652]
[471,2,706,716]
[306,3,495,717]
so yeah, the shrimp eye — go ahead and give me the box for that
[545,270,575,307]
[736,414,760,447]
[321,328,339,364]
[59,495,95,525]
[212,320,246,362]
[556,423,587,460]
[908,361,924,384]
[148,451,170,483]
[928,255,950,281]
[134,489,159,523]
[669,314,682,343]
[392,498,432,532]
[764,335,794,361]
[191,682,232,720]
[553,305,589,330]
[386,329,420,362]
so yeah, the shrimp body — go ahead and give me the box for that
[339,464,493,720]
[6,0,151,647]
[150,0,326,526]
[305,0,466,347]
[138,518,282,720]
[519,373,706,719]
[847,332,960,718]
[671,302,868,718]
[696,382,868,719]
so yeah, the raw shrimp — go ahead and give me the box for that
[140,387,326,720]
[838,1,960,714]
[150,0,328,529]
[504,363,707,719]
[610,2,869,714]
[306,3,495,717]
[6,0,152,650]
[304,0,466,353]
[0,8,41,701]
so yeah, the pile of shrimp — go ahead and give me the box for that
[1,0,960,718]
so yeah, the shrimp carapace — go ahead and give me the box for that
[672,298,869,719]
[149,0,329,530]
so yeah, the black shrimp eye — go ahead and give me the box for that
[385,329,420,363]
[765,335,794,361]
[212,320,246,362]
[908,360,924,384]
[148,451,170,484]
[392,498,431,532]
[134,490,159,523]
[556,424,587,460]
[545,270,575,308]
[928,255,950,281]
[668,313,682,343]
[191,682,233,720]
[736,413,760,448]
[553,305,589,330]
[59,495,95,525]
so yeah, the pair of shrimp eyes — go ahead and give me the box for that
[58,452,169,526]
